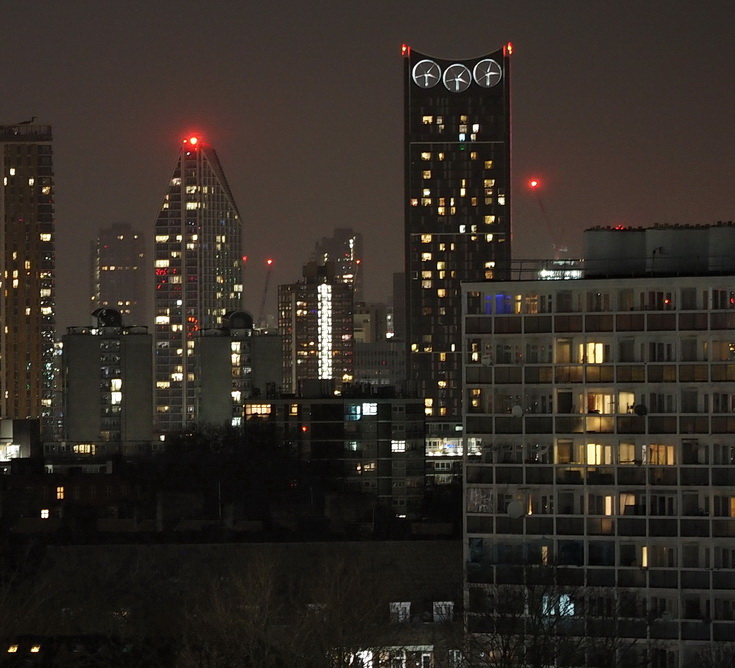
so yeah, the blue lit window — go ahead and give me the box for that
[346,404,361,421]
[496,294,512,314]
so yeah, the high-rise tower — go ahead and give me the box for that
[278,261,353,394]
[0,122,56,428]
[153,135,244,434]
[403,44,511,422]
[311,227,364,302]
[91,222,147,325]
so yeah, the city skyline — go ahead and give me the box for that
[1,1,733,331]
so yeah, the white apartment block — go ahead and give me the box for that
[462,224,735,667]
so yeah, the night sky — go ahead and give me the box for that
[2,1,733,331]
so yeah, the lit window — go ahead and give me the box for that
[41,509,49,519]
[421,152,431,160]
[56,486,64,500]
[542,594,575,617]
[433,601,454,622]
[245,404,272,416]
[647,444,675,466]
[422,115,433,124]
[580,342,606,364]
[390,601,411,624]
[7,645,18,653]
[362,402,378,416]
[391,440,406,452]
[422,170,431,179]
[30,645,41,653]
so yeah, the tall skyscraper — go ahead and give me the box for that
[278,261,353,394]
[0,122,55,428]
[153,135,244,434]
[90,222,147,325]
[403,44,512,422]
[311,228,364,302]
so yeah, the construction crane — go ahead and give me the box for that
[257,258,274,328]
[529,178,567,259]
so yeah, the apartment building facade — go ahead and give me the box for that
[462,225,735,666]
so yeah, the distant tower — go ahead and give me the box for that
[0,122,56,429]
[311,228,364,302]
[91,222,147,325]
[153,135,245,434]
[278,262,353,394]
[403,44,512,422]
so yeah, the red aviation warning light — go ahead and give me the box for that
[266,258,274,266]
[401,43,411,57]
[529,178,540,189]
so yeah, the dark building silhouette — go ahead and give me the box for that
[90,222,147,326]
[311,227,364,302]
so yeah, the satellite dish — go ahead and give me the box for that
[511,405,523,418]
[634,404,648,416]
[507,500,524,519]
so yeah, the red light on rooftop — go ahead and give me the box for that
[401,44,410,57]
[506,42,513,55]
[529,178,540,189]
[266,258,274,266]
[242,255,248,262]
